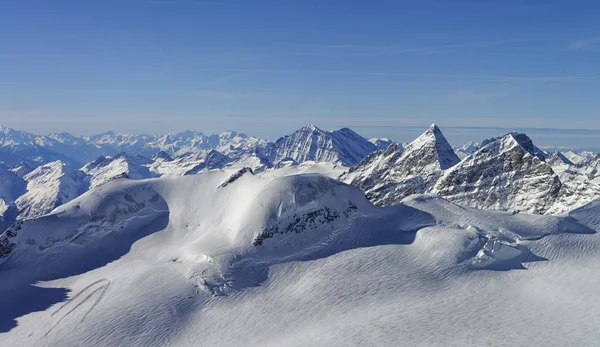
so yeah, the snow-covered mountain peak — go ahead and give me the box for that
[368,137,395,150]
[546,151,575,166]
[507,132,535,153]
[479,132,546,161]
[339,125,459,206]
[219,130,246,139]
[301,124,320,132]
[267,125,377,167]
[434,132,561,214]
[402,124,460,171]
[0,125,16,134]
[15,161,88,220]
[24,160,72,180]
[454,141,480,159]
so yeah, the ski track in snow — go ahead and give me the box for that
[0,168,599,346]
[44,279,111,338]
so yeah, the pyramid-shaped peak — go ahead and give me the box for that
[402,124,460,170]
[408,124,451,148]
[507,133,535,153]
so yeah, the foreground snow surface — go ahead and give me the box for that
[1,169,600,347]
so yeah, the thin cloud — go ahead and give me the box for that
[192,67,595,83]
[564,37,600,51]
[318,40,526,53]
[0,53,91,59]
[441,90,508,101]
[193,89,235,100]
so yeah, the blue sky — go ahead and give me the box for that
[1,0,599,148]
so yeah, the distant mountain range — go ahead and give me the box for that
[0,123,599,231]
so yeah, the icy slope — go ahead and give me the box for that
[1,170,599,346]
[267,125,377,166]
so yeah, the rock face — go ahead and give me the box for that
[341,124,460,206]
[15,161,89,220]
[267,125,377,167]
[218,167,254,188]
[581,155,600,181]
[434,133,562,214]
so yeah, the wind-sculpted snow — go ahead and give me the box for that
[1,170,598,346]
[568,199,600,230]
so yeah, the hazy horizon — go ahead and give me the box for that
[2,122,600,153]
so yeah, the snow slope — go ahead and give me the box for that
[82,153,158,188]
[151,150,233,177]
[454,141,480,159]
[1,170,599,346]
[562,150,596,165]
[15,161,89,220]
